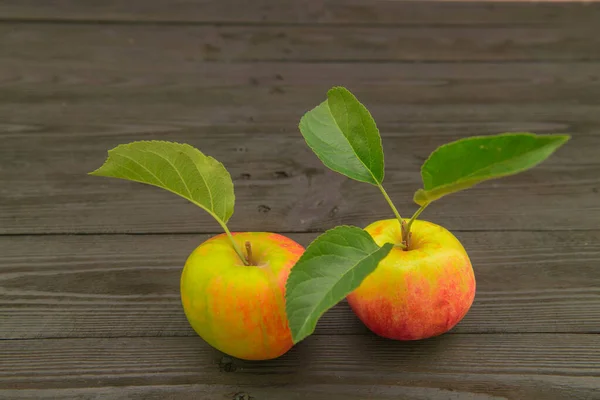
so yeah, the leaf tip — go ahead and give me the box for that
[88,156,111,177]
[326,85,356,101]
[327,85,349,95]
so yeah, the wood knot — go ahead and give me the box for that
[269,85,285,94]
[274,171,290,179]
[232,392,255,400]
[258,205,271,213]
[218,356,237,372]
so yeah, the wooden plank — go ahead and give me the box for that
[1,379,599,400]
[0,0,598,26]
[1,335,598,400]
[3,59,600,107]
[1,231,599,339]
[1,120,597,234]
[2,27,598,233]
[0,385,533,400]
[2,23,599,63]
[3,55,600,127]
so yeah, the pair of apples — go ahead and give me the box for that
[180,219,474,360]
[91,87,568,361]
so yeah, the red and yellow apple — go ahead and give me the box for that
[347,219,475,340]
[180,232,304,360]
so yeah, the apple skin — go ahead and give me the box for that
[347,219,475,341]
[180,232,304,360]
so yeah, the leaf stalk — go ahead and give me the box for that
[377,184,403,236]
[406,202,429,236]
[215,218,250,266]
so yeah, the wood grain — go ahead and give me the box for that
[2,1,599,397]
[1,231,598,339]
[1,0,598,26]
[4,381,598,400]
[4,58,600,106]
[1,25,598,234]
[1,23,599,63]
[1,123,596,234]
[4,53,600,128]
[1,334,599,400]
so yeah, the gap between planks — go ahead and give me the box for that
[1,228,600,237]
[1,331,598,342]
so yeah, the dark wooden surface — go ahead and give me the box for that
[1,1,599,399]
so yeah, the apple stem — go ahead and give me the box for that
[245,241,254,266]
[403,203,429,249]
[401,220,412,249]
[216,219,250,265]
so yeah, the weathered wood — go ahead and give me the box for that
[4,55,600,130]
[1,379,599,400]
[2,23,599,63]
[2,25,598,234]
[1,1,598,398]
[1,335,598,400]
[0,385,532,400]
[0,0,598,26]
[4,58,600,106]
[1,231,598,339]
[3,26,599,128]
[1,122,596,234]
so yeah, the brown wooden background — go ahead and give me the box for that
[1,1,599,399]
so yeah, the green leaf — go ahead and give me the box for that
[285,226,393,344]
[414,132,570,206]
[299,87,385,185]
[89,140,235,223]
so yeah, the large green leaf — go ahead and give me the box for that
[299,87,385,185]
[414,132,570,206]
[89,140,235,223]
[285,226,393,344]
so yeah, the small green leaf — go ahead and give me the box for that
[285,226,393,344]
[89,140,235,223]
[414,132,570,206]
[299,87,385,185]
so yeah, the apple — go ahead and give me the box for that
[346,218,475,340]
[89,141,308,360]
[284,88,567,346]
[180,231,304,360]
